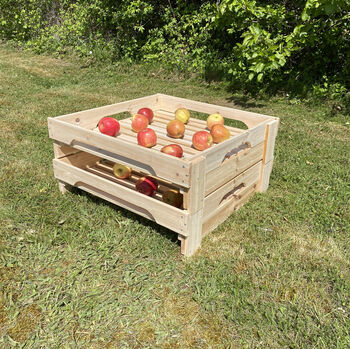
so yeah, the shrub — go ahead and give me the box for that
[0,0,349,100]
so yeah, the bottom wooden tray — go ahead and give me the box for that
[53,151,261,256]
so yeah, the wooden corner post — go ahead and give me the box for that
[53,141,77,194]
[181,156,206,257]
[258,119,279,192]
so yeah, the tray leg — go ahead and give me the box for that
[181,210,203,257]
[58,180,72,194]
[53,141,79,195]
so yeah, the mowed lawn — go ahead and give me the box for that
[0,43,349,348]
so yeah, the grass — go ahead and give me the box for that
[0,42,349,348]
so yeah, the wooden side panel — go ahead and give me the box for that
[48,118,191,187]
[192,121,268,173]
[205,142,264,195]
[53,158,189,235]
[157,94,275,128]
[202,183,257,237]
[203,161,261,219]
[53,94,160,129]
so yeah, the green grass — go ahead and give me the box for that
[0,43,349,348]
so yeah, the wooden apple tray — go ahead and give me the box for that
[48,94,279,256]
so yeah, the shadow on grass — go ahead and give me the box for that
[71,187,180,245]
[225,95,265,109]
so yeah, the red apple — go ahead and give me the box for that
[192,131,213,151]
[137,128,157,148]
[162,189,183,208]
[135,176,158,196]
[207,113,224,130]
[98,117,120,136]
[167,119,185,138]
[131,113,149,132]
[113,163,132,179]
[160,144,183,158]
[210,124,230,143]
[175,108,190,124]
[137,107,154,123]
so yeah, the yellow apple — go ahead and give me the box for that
[175,108,190,124]
[207,113,224,130]
[162,189,183,208]
[113,163,132,179]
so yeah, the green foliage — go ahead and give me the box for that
[0,0,349,99]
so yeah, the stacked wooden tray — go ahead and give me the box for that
[48,94,279,256]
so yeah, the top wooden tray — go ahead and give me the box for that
[48,93,279,188]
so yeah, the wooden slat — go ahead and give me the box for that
[154,110,245,135]
[205,142,264,195]
[53,158,189,235]
[48,118,191,187]
[157,94,276,128]
[203,161,261,219]
[118,119,197,154]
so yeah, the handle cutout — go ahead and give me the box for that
[223,142,250,162]
[219,183,246,205]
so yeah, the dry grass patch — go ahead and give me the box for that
[289,229,350,270]
[7,304,43,343]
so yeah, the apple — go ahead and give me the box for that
[162,189,183,208]
[135,176,158,196]
[166,119,185,138]
[113,163,132,179]
[210,124,230,143]
[137,107,154,123]
[207,113,224,130]
[192,131,213,151]
[137,128,157,148]
[131,113,149,132]
[175,108,190,124]
[98,117,120,136]
[161,144,183,158]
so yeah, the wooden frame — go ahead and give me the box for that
[48,94,279,256]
